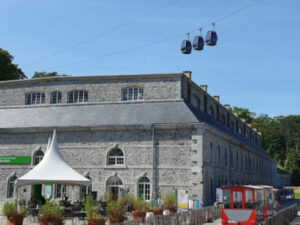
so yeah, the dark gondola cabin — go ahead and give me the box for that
[205,30,218,46]
[193,36,204,51]
[181,40,192,54]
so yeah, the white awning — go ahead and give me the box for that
[16,130,91,188]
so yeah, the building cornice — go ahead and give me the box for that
[0,72,183,86]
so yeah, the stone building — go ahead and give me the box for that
[0,72,277,206]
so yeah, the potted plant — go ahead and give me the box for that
[106,201,126,224]
[120,194,135,212]
[38,201,63,225]
[131,198,148,221]
[2,201,27,225]
[164,193,177,214]
[85,196,106,225]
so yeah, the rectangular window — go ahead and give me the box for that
[233,191,242,208]
[55,184,62,198]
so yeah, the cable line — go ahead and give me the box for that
[42,0,264,70]
[23,0,179,68]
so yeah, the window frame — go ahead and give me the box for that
[121,87,144,101]
[138,177,151,201]
[50,91,62,104]
[25,92,45,105]
[7,175,17,198]
[67,90,88,103]
[107,148,124,166]
[33,150,44,166]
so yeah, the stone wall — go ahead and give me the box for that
[0,127,195,203]
[0,76,181,106]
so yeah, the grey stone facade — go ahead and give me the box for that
[0,72,278,206]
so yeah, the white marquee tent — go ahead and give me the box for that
[15,130,91,196]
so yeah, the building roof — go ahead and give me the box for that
[0,100,199,129]
[0,99,271,159]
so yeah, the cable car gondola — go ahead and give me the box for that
[205,23,218,46]
[193,29,204,51]
[181,33,192,54]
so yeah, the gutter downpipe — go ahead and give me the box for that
[151,124,156,199]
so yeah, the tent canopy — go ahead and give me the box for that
[16,130,91,188]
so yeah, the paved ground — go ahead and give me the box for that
[203,218,221,225]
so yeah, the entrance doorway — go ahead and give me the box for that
[106,176,123,201]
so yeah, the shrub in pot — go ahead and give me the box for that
[164,193,177,214]
[132,198,148,221]
[2,201,27,225]
[106,201,126,224]
[38,201,63,225]
[85,196,106,225]
[120,194,135,212]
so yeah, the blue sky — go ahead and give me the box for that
[0,0,299,117]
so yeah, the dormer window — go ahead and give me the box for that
[68,90,88,103]
[122,87,143,101]
[25,92,45,105]
[50,91,62,104]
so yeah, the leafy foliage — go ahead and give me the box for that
[1,201,27,218]
[32,71,68,78]
[106,201,126,224]
[38,201,63,225]
[0,48,26,81]
[164,192,177,211]
[233,107,300,185]
[133,198,148,213]
[85,195,106,225]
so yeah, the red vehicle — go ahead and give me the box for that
[221,185,277,225]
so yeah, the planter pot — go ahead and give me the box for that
[132,211,146,221]
[6,216,24,225]
[86,219,106,225]
[108,217,124,225]
[153,209,163,215]
[168,208,177,214]
[38,218,63,225]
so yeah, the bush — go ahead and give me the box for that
[106,201,126,224]
[85,196,106,225]
[133,198,148,213]
[120,194,135,212]
[164,193,177,211]
[2,201,27,218]
[38,201,63,225]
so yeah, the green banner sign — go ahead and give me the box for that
[0,156,31,165]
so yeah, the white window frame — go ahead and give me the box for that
[50,91,62,104]
[68,90,88,103]
[33,150,44,166]
[25,92,45,105]
[107,149,124,165]
[138,177,151,201]
[7,175,17,198]
[122,87,143,101]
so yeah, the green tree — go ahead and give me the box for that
[231,106,256,123]
[0,48,26,81]
[32,71,68,78]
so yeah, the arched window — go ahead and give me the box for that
[209,106,214,119]
[138,177,150,200]
[193,95,200,110]
[25,92,45,105]
[33,150,44,165]
[122,87,143,101]
[50,91,62,104]
[7,175,17,198]
[68,90,88,103]
[107,149,124,165]
[107,176,123,201]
